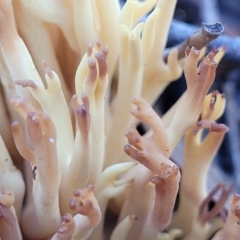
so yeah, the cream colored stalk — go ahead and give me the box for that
[73,0,120,79]
[120,0,156,29]
[201,90,226,120]
[132,0,156,25]
[141,0,182,104]
[0,0,44,103]
[119,0,165,98]
[75,44,108,184]
[116,161,179,240]
[157,229,182,240]
[128,96,171,157]
[162,47,226,128]
[0,51,28,166]
[0,135,25,221]
[212,46,227,64]
[72,0,96,53]
[10,100,37,164]
[90,162,135,240]
[12,0,71,101]
[123,96,173,172]
[122,96,179,230]
[10,98,42,207]
[107,0,182,168]
[110,215,138,240]
[124,145,176,174]
[170,91,227,235]
[12,112,61,239]
[12,121,36,165]
[118,164,155,224]
[69,185,101,240]
[167,47,217,150]
[124,124,174,172]
[183,183,232,240]
[19,0,78,52]
[212,193,240,240]
[137,164,180,240]
[0,50,17,101]
[172,121,228,232]
[51,213,75,240]
[15,62,74,173]
[60,94,92,213]
[0,86,20,164]
[0,189,14,209]
[105,22,144,168]
[92,0,120,78]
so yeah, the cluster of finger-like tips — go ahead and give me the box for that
[51,214,75,240]
[168,87,230,238]
[0,0,238,240]
[197,183,233,227]
[124,96,173,174]
[69,184,101,240]
[211,193,240,240]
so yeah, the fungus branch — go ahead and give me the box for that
[51,213,75,240]
[105,22,144,168]
[169,89,227,235]
[128,96,170,156]
[70,184,101,240]
[13,0,72,101]
[139,164,180,240]
[14,61,74,173]
[73,0,120,78]
[183,183,233,240]
[157,229,182,240]
[141,0,183,105]
[212,193,240,240]
[89,162,135,240]
[0,0,44,104]
[118,164,155,225]
[162,48,226,128]
[75,43,108,184]
[110,215,138,240]
[60,93,92,213]
[12,112,61,239]
[0,134,25,221]
[120,130,181,240]
[171,120,228,233]
[166,47,217,150]
[124,96,175,174]
[19,0,78,51]
[201,90,226,121]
